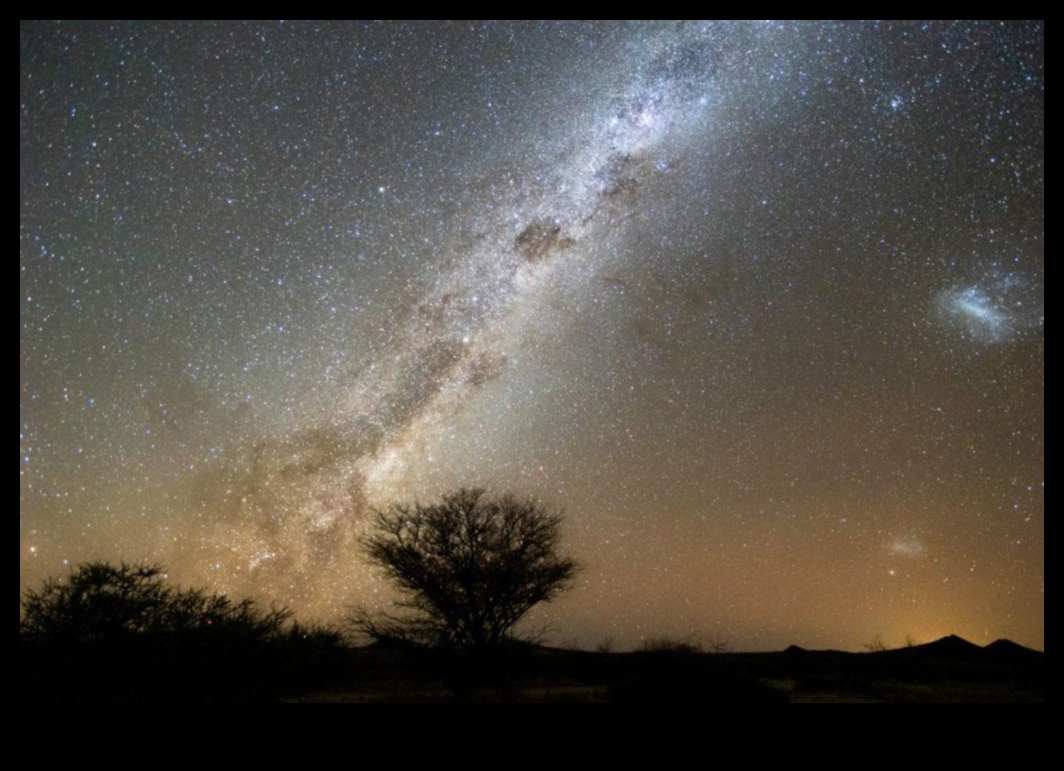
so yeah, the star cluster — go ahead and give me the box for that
[21,21,1043,651]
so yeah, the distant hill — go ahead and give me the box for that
[868,636,1043,663]
[983,639,1045,664]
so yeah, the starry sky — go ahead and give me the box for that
[20,21,1043,652]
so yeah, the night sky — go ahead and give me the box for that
[20,21,1043,652]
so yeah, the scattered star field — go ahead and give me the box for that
[21,21,1043,651]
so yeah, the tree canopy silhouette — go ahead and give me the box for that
[354,488,580,653]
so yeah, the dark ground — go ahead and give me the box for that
[22,635,1043,704]
[286,636,1044,704]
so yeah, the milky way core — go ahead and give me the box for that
[21,21,1043,651]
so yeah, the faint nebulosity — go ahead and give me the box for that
[20,21,1043,651]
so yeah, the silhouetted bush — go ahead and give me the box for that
[20,562,345,702]
[637,636,704,655]
[20,563,294,647]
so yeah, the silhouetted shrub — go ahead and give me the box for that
[20,562,345,702]
[637,636,704,655]
[20,562,296,646]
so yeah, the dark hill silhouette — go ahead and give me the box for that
[866,636,1043,664]
[886,635,986,661]
[984,639,1044,664]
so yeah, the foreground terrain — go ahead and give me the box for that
[288,636,1044,704]
[22,635,1043,703]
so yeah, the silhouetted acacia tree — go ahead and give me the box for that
[354,489,580,654]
